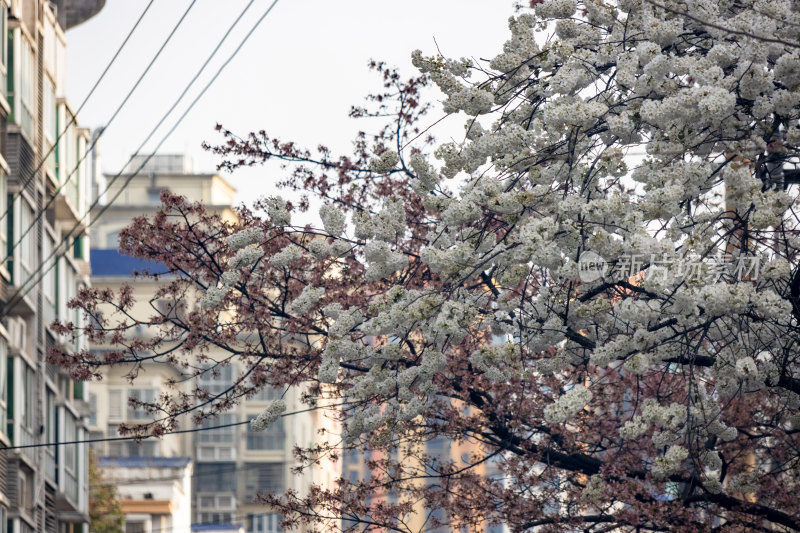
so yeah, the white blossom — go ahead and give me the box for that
[264,196,291,226]
[319,204,346,237]
[269,244,303,268]
[199,286,228,308]
[369,151,400,173]
[290,285,325,315]
[543,385,593,424]
[226,227,264,251]
[250,399,287,432]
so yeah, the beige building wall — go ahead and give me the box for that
[88,156,339,532]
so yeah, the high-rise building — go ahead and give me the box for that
[0,1,102,532]
[88,155,340,533]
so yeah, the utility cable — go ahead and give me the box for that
[1,400,341,451]
[0,0,278,319]
[0,0,197,273]
[0,0,156,228]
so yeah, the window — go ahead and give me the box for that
[246,417,285,451]
[105,230,120,249]
[18,199,34,284]
[194,463,236,487]
[0,339,6,432]
[248,513,283,533]
[107,424,157,457]
[43,76,56,172]
[20,363,35,431]
[64,414,77,476]
[125,521,146,533]
[197,493,235,510]
[0,4,7,98]
[251,385,281,402]
[46,390,56,442]
[108,389,123,420]
[88,393,97,426]
[17,468,32,512]
[127,388,156,420]
[198,512,234,524]
[18,36,33,138]
[43,233,56,326]
[245,463,284,499]
[43,77,55,143]
[0,171,6,257]
[197,413,235,444]
[198,364,234,395]
[108,439,157,458]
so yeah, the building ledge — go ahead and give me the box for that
[120,500,173,514]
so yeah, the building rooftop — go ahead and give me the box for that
[98,456,192,469]
[91,248,167,277]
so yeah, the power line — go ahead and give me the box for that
[0,0,198,270]
[1,401,342,451]
[0,0,156,229]
[0,0,279,319]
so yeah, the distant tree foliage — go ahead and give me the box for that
[88,450,125,533]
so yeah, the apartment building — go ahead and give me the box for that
[88,155,339,533]
[0,1,101,532]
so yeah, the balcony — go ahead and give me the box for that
[63,0,106,29]
[53,187,84,230]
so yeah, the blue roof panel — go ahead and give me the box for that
[98,456,192,468]
[91,248,167,277]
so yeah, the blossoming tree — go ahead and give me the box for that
[53,0,800,530]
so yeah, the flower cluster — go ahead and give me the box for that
[290,285,325,315]
[250,399,287,431]
[226,227,264,250]
[319,204,346,237]
[543,385,593,424]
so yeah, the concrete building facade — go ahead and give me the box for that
[0,1,100,532]
[88,155,339,533]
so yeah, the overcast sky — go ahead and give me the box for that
[64,0,516,205]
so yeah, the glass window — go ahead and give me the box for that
[246,417,285,451]
[44,77,55,142]
[194,462,236,487]
[64,414,76,474]
[0,339,6,432]
[18,36,33,138]
[0,172,6,256]
[108,389,123,420]
[245,463,284,498]
[20,363,35,431]
[125,522,146,533]
[127,388,156,420]
[248,514,283,533]
[88,393,97,427]
[196,413,235,444]
[198,364,234,395]
[251,385,281,402]
[46,390,55,442]
[18,199,34,284]
[43,234,56,326]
